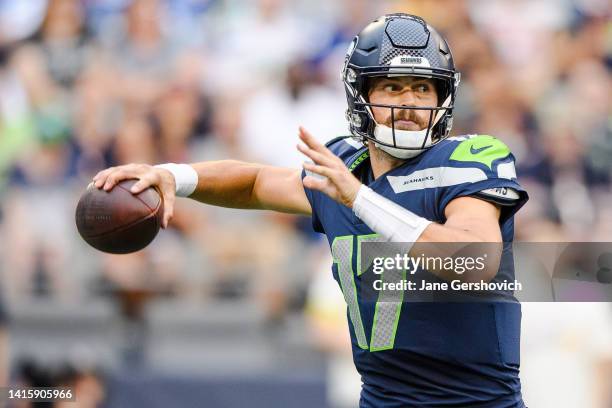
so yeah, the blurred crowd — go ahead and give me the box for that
[0,0,610,406]
[0,0,608,302]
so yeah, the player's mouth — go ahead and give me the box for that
[393,119,422,131]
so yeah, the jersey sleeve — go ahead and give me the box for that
[437,135,528,222]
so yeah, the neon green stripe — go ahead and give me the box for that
[332,236,368,350]
[356,234,381,276]
[349,151,369,171]
[369,268,406,352]
[449,135,510,169]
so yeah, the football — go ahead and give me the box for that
[75,179,164,254]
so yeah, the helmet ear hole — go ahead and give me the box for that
[433,78,451,106]
[432,113,453,141]
[351,113,365,129]
[362,77,378,102]
[346,110,366,131]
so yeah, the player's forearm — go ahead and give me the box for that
[418,222,500,244]
[188,160,267,209]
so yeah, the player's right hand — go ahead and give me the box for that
[92,164,176,228]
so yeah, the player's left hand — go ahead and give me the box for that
[297,126,362,208]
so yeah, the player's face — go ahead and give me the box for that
[367,76,439,131]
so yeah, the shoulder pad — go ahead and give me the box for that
[324,136,367,167]
[325,135,351,148]
[325,135,363,149]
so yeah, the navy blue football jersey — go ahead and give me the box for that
[302,135,529,408]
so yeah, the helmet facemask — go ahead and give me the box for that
[345,68,459,159]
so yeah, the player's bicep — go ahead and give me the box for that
[443,196,502,242]
[253,167,312,215]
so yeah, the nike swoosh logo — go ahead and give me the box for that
[470,145,493,155]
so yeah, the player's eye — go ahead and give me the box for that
[382,83,402,93]
[414,83,431,93]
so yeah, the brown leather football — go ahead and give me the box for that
[75,179,163,254]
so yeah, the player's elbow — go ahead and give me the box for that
[462,242,502,283]
[478,259,501,283]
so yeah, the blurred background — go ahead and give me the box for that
[0,0,610,407]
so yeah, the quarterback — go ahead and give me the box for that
[94,14,528,407]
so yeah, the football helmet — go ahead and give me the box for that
[342,13,461,159]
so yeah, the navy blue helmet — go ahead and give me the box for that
[342,13,461,158]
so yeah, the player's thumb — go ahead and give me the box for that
[161,192,175,229]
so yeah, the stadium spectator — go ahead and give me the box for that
[102,0,183,111]
[0,43,35,193]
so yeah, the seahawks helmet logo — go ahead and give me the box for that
[389,55,431,67]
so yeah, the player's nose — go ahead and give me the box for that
[397,100,419,120]
[398,89,418,106]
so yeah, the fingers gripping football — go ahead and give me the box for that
[297,127,362,208]
[92,163,176,228]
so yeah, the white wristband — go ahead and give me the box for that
[352,185,431,244]
[154,163,198,197]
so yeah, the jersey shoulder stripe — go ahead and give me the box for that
[387,166,488,193]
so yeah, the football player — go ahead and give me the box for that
[94,14,528,407]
